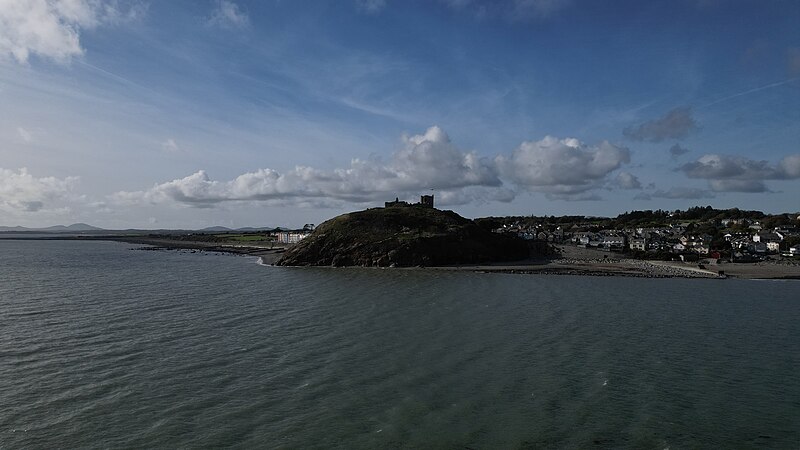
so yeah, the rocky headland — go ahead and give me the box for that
[275,206,532,267]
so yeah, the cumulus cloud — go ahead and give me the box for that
[112,126,508,207]
[635,187,714,200]
[615,171,642,190]
[113,127,641,208]
[208,0,249,29]
[669,144,690,158]
[0,167,78,212]
[495,136,630,198]
[623,107,699,142]
[0,0,143,63]
[678,153,800,192]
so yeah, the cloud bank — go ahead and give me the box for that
[113,127,633,208]
[0,167,78,212]
[679,153,800,192]
[623,107,698,142]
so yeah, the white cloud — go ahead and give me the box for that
[112,126,506,207]
[112,127,643,208]
[779,154,800,178]
[161,138,180,152]
[0,167,78,212]
[0,0,143,64]
[495,136,630,198]
[17,126,33,142]
[209,0,249,29]
[615,171,642,190]
[679,153,800,192]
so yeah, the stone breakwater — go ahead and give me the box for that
[508,257,722,278]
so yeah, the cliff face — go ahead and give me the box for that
[275,206,530,267]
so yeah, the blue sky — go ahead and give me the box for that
[1,0,799,228]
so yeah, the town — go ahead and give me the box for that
[478,206,800,262]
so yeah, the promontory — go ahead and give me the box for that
[275,203,531,267]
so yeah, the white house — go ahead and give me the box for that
[276,231,309,244]
[629,237,647,251]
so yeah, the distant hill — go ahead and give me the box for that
[0,224,282,234]
[276,206,531,267]
[41,223,104,232]
[198,226,234,232]
[0,223,104,233]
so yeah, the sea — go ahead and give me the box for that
[1,239,799,449]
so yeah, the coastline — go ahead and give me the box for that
[437,245,800,280]
[4,235,799,279]
[85,235,287,265]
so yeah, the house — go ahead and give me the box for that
[276,231,309,244]
[601,234,625,250]
[753,232,782,243]
[629,237,647,251]
[766,242,781,253]
[789,244,800,256]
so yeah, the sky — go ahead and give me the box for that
[1,0,799,229]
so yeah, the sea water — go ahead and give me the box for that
[1,240,799,448]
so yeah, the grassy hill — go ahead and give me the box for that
[276,206,530,267]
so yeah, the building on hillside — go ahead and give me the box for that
[629,237,647,251]
[276,231,309,244]
[385,197,409,208]
[385,195,435,209]
[753,232,782,243]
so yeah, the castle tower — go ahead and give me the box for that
[420,194,434,208]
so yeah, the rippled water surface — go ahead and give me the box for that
[1,240,799,449]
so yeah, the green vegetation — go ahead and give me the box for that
[214,234,274,242]
[277,206,532,267]
[476,206,798,233]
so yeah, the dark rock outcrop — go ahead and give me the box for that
[275,206,530,267]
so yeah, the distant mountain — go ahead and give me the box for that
[235,227,277,232]
[0,223,283,234]
[0,226,30,232]
[0,223,104,233]
[41,223,104,232]
[198,226,234,232]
